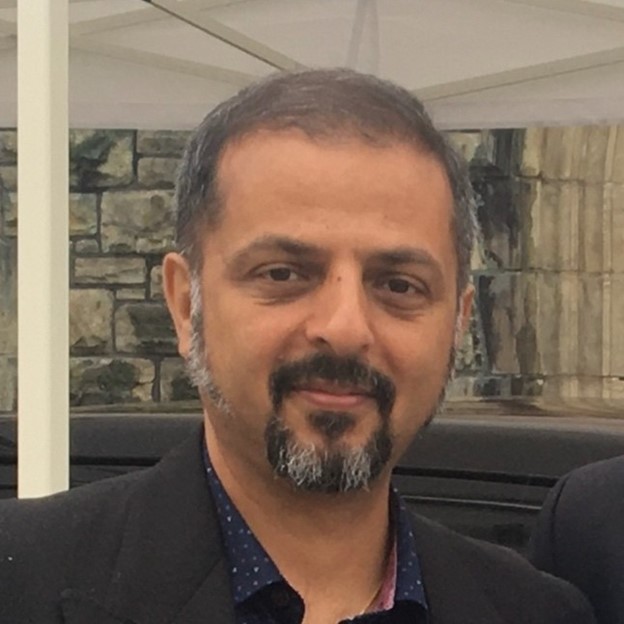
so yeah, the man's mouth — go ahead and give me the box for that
[293,381,373,409]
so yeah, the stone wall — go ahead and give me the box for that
[0,126,623,412]
[479,126,624,400]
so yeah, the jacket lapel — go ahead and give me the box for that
[61,427,236,624]
[410,514,505,624]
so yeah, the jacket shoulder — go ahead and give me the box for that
[529,456,624,624]
[0,469,147,611]
[556,455,624,500]
[410,512,595,623]
[0,468,144,545]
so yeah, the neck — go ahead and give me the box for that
[205,427,393,621]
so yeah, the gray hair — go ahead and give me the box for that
[175,68,477,292]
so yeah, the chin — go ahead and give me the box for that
[264,412,393,493]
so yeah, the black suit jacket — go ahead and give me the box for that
[530,456,624,624]
[1,427,595,624]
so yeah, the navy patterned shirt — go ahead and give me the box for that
[204,447,428,624]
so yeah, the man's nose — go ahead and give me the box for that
[304,273,374,356]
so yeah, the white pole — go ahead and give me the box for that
[17,0,69,497]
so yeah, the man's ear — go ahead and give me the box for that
[162,252,193,359]
[455,284,475,348]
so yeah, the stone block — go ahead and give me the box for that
[74,239,100,254]
[1,191,16,235]
[609,274,624,376]
[610,125,624,183]
[532,272,561,375]
[513,179,539,271]
[70,130,134,190]
[574,377,606,399]
[555,182,580,271]
[69,193,98,236]
[527,181,579,271]
[445,376,477,399]
[472,375,505,398]
[101,190,174,254]
[0,356,16,411]
[116,288,146,301]
[160,358,199,402]
[70,357,154,406]
[454,306,484,373]
[138,157,179,188]
[611,185,624,272]
[531,272,598,377]
[74,256,145,285]
[580,125,611,184]
[540,376,585,399]
[474,177,522,270]
[603,377,624,399]
[470,239,487,272]
[115,302,178,355]
[519,127,544,177]
[150,264,163,299]
[541,126,585,181]
[446,131,494,165]
[540,376,622,400]
[137,130,190,157]
[477,273,530,375]
[0,237,16,355]
[0,165,17,191]
[509,375,545,397]
[0,131,17,165]
[69,289,114,355]
[579,185,606,273]
[561,274,602,376]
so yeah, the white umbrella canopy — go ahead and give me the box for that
[5,0,624,498]
[1,0,624,129]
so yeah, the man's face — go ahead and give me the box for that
[165,130,473,493]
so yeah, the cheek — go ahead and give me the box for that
[202,301,299,396]
[384,317,457,399]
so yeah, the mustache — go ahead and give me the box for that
[269,353,396,418]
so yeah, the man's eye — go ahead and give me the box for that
[382,277,420,295]
[386,278,413,294]
[263,267,300,282]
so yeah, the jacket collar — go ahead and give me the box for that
[59,425,504,624]
[61,427,237,624]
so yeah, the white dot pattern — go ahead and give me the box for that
[203,445,428,623]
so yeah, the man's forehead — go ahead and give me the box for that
[214,128,451,212]
[217,126,437,177]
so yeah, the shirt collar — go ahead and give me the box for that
[203,446,282,603]
[203,443,428,611]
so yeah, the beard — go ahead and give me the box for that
[185,275,455,494]
[264,352,396,493]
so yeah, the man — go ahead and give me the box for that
[530,456,624,624]
[1,69,595,624]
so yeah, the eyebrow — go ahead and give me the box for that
[226,235,324,270]
[368,246,441,270]
[226,236,444,280]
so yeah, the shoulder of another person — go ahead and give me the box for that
[409,512,596,623]
[544,454,624,534]
[558,455,624,501]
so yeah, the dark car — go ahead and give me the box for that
[2,399,624,554]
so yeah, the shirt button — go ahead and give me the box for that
[271,587,291,608]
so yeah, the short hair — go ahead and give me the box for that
[175,68,478,292]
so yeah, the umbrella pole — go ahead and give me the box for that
[17,0,69,498]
